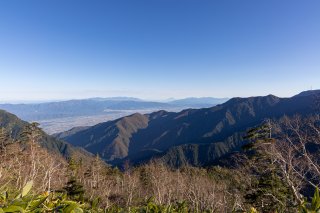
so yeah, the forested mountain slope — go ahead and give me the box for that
[58,91,320,166]
[0,109,92,160]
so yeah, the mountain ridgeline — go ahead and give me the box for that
[57,91,320,167]
[0,97,228,121]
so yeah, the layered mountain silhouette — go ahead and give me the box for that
[57,90,320,167]
[0,97,228,121]
[0,109,92,160]
[168,97,229,108]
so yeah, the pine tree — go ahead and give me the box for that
[19,122,42,146]
[64,176,85,201]
[243,120,294,212]
[64,157,85,201]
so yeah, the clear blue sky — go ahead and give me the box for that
[0,0,319,101]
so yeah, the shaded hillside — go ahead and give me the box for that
[60,113,149,161]
[0,109,92,160]
[0,109,28,138]
[59,90,320,166]
[114,132,243,168]
[53,126,90,139]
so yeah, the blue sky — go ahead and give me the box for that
[0,0,319,101]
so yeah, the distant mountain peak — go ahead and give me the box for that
[224,94,280,106]
[88,97,143,102]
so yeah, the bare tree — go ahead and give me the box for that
[270,115,320,205]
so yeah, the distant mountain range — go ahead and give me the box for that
[56,90,320,167]
[0,97,228,121]
[168,97,229,108]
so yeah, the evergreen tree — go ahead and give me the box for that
[0,127,11,157]
[243,120,294,212]
[64,176,85,201]
[139,167,152,189]
[0,127,10,149]
[64,157,85,201]
[19,122,42,146]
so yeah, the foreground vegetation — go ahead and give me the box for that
[1,181,319,212]
[0,115,320,212]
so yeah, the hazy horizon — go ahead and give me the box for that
[1,89,320,104]
[0,0,319,100]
